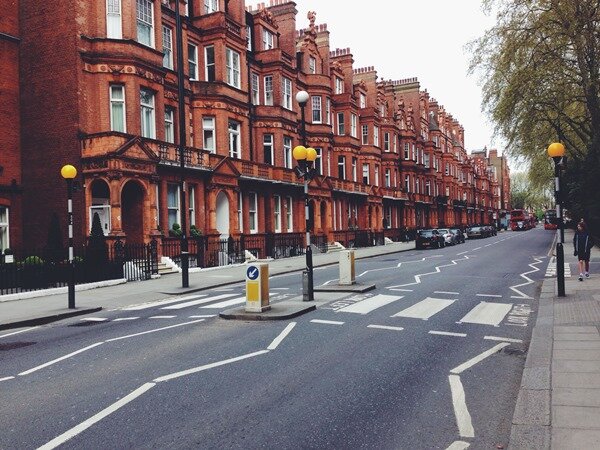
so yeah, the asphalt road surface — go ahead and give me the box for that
[0,228,554,449]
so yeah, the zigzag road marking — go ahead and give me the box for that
[388,255,471,289]
[355,255,444,278]
[509,257,544,299]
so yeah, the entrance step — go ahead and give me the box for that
[157,262,178,275]
[326,241,345,253]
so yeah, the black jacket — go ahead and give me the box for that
[573,231,593,259]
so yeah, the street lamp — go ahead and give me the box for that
[548,142,566,297]
[61,164,77,309]
[293,144,318,302]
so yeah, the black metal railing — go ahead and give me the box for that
[331,230,387,249]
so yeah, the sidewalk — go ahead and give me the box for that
[510,229,600,449]
[0,240,415,330]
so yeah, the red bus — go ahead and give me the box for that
[544,209,558,230]
[510,209,530,231]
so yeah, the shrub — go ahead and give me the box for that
[190,225,202,238]
[23,255,44,265]
[169,223,183,238]
[3,248,13,255]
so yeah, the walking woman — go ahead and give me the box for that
[573,222,593,281]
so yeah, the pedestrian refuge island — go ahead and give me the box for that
[245,263,270,313]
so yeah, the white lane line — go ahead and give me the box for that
[484,335,523,343]
[212,288,235,291]
[162,294,236,310]
[112,317,140,322]
[472,247,482,251]
[429,331,467,337]
[475,294,503,298]
[310,319,344,326]
[38,382,156,450]
[153,350,270,383]
[18,342,104,376]
[200,296,246,309]
[188,315,217,319]
[450,342,510,374]
[434,291,460,295]
[0,327,39,339]
[389,288,413,292]
[80,318,109,322]
[484,244,493,247]
[270,287,289,290]
[0,376,15,382]
[392,297,455,320]
[367,325,404,332]
[456,251,469,255]
[449,375,475,438]
[149,316,177,319]
[459,302,512,327]
[337,295,403,315]
[122,294,207,311]
[322,279,335,286]
[446,440,470,450]
[267,322,297,350]
[105,319,205,342]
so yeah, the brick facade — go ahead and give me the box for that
[14,0,506,251]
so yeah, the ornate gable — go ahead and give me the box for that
[112,136,159,162]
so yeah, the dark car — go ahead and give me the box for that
[466,226,484,239]
[416,229,444,249]
[450,228,465,244]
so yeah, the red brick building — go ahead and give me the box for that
[0,0,22,252]
[15,0,504,255]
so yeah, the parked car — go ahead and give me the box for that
[416,229,444,249]
[450,228,465,244]
[466,226,484,239]
[437,228,458,246]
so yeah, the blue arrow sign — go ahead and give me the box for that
[247,266,259,280]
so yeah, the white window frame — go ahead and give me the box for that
[273,195,282,232]
[140,88,155,139]
[309,56,316,74]
[362,125,368,145]
[246,24,253,51]
[203,117,215,153]
[164,106,175,143]
[405,175,410,193]
[264,75,273,105]
[226,48,241,89]
[282,77,292,110]
[338,155,346,180]
[109,84,126,133]
[263,29,274,50]
[228,120,241,158]
[204,45,215,82]
[326,98,331,125]
[311,96,322,123]
[0,207,9,251]
[251,73,260,105]
[351,157,357,182]
[204,0,218,14]
[360,93,366,109]
[188,43,198,80]
[374,125,380,147]
[335,77,344,94]
[237,192,244,231]
[350,113,357,138]
[384,132,390,151]
[283,136,293,169]
[162,25,173,69]
[362,163,369,185]
[263,134,274,165]
[285,196,293,232]
[188,185,196,226]
[136,0,154,48]
[337,112,345,136]
[249,192,258,234]
[167,183,180,230]
[106,0,122,39]
[385,168,391,187]
[314,147,322,175]
[374,165,380,186]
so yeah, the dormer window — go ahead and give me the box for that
[263,29,274,50]
[309,56,317,74]
[360,93,366,109]
[204,0,218,14]
[335,77,344,94]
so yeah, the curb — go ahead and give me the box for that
[0,307,103,331]
[219,302,316,321]
[0,279,127,303]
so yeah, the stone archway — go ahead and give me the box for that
[216,191,230,238]
[121,180,145,244]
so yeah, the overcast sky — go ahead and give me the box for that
[293,0,499,154]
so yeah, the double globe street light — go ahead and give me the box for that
[547,142,566,297]
[294,90,318,301]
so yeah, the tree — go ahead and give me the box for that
[470,0,600,233]
[87,212,108,269]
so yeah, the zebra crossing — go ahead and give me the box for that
[332,294,522,328]
[545,256,572,278]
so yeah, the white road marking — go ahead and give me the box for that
[153,350,270,383]
[456,251,469,255]
[310,319,344,326]
[484,244,493,247]
[149,315,177,319]
[112,317,140,322]
[38,382,156,450]
[322,279,335,286]
[390,255,471,288]
[337,294,403,315]
[429,331,467,337]
[446,440,470,449]
[123,294,207,311]
[434,291,460,295]
[200,296,246,309]
[80,318,109,322]
[392,297,455,320]
[484,335,523,343]
[212,288,234,291]
[161,293,235,310]
[450,342,510,374]
[367,325,404,332]
[188,315,217,319]
[270,287,289,290]
[267,322,296,350]
[509,257,543,299]
[472,247,482,251]
[389,288,413,292]
[105,319,205,342]
[475,294,503,298]
[449,375,475,438]
[459,302,512,326]
[0,327,39,339]
[18,342,104,376]
[0,376,15,382]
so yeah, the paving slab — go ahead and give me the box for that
[553,349,600,360]
[552,428,600,450]
[553,405,600,429]
[554,326,599,334]
[553,388,600,407]
[552,360,600,373]
[553,372,600,389]
[554,340,600,350]
[554,333,600,341]
[512,389,550,426]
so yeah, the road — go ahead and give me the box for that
[0,228,553,449]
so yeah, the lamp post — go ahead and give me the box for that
[61,164,77,309]
[294,89,317,301]
[548,142,566,297]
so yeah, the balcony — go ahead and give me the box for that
[157,143,212,171]
[330,179,369,195]
[234,160,300,186]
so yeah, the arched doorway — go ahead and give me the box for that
[216,191,230,238]
[121,180,145,244]
[90,179,111,235]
